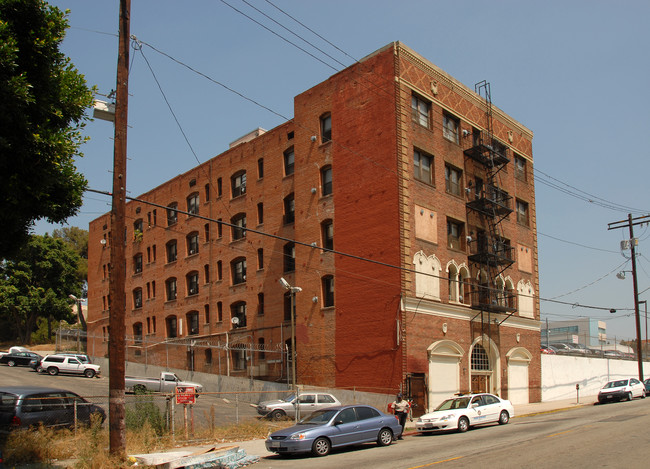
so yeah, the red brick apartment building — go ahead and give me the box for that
[87,42,540,410]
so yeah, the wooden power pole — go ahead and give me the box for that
[108,0,130,457]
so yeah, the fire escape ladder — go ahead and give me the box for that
[464,81,516,330]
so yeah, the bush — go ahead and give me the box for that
[125,391,166,436]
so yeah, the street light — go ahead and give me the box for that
[68,294,87,331]
[280,277,301,423]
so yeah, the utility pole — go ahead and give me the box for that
[608,213,650,382]
[108,0,130,457]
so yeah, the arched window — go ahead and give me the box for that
[133,322,143,345]
[321,219,333,250]
[448,263,459,302]
[187,193,199,215]
[186,232,199,256]
[283,193,295,224]
[231,257,247,285]
[231,213,247,240]
[186,311,199,335]
[165,277,177,301]
[231,170,246,198]
[166,240,177,263]
[471,343,490,371]
[322,275,334,307]
[166,315,178,338]
[132,288,142,309]
[321,165,332,196]
[186,271,199,296]
[231,301,247,328]
[166,203,178,226]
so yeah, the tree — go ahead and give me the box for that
[0,0,95,258]
[52,226,88,283]
[0,234,82,344]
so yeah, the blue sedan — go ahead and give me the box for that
[266,404,402,457]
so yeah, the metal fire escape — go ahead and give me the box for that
[464,81,516,337]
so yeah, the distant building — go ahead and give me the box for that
[542,318,606,347]
[87,42,540,409]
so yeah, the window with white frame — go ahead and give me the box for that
[231,171,246,198]
[414,149,433,184]
[516,199,529,226]
[411,94,430,128]
[231,213,247,240]
[187,193,199,215]
[186,271,199,296]
[445,164,462,196]
[320,113,332,143]
[284,147,295,176]
[231,257,247,285]
[442,113,460,143]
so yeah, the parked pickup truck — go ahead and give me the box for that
[125,372,203,394]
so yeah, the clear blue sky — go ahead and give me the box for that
[40,0,650,341]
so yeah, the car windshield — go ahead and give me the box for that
[281,393,297,403]
[435,397,470,411]
[298,409,338,425]
[604,380,628,388]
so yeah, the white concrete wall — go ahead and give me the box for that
[542,354,648,401]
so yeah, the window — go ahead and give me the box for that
[152,280,156,298]
[447,219,464,250]
[257,158,264,179]
[166,240,177,263]
[133,322,143,345]
[443,113,460,143]
[166,315,177,338]
[414,149,433,184]
[186,232,199,256]
[187,193,199,215]
[322,220,333,251]
[231,171,246,198]
[133,253,143,274]
[257,248,264,269]
[187,311,199,335]
[321,165,332,196]
[231,301,247,328]
[204,183,210,202]
[217,301,223,322]
[231,213,247,241]
[320,113,332,143]
[284,291,292,321]
[257,293,264,315]
[204,304,210,323]
[445,164,462,196]
[166,278,177,301]
[133,219,143,242]
[283,242,295,272]
[257,203,263,225]
[217,219,223,238]
[204,264,210,283]
[216,260,222,281]
[167,203,178,226]
[284,193,295,224]
[204,223,210,242]
[186,272,199,296]
[516,199,529,226]
[133,288,142,309]
[284,147,295,176]
[217,177,222,197]
[231,257,247,285]
[322,275,334,307]
[205,349,212,364]
[258,338,265,359]
[514,154,527,181]
[411,94,430,127]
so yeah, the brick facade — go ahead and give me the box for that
[87,42,541,408]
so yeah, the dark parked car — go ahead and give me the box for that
[644,379,650,395]
[0,386,105,431]
[0,352,42,368]
[266,404,402,457]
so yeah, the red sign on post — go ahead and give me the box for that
[175,386,196,405]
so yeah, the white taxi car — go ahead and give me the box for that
[597,378,646,404]
[415,393,514,433]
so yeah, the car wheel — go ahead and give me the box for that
[457,416,469,433]
[7,360,15,367]
[498,410,510,425]
[270,409,285,420]
[84,369,95,378]
[627,392,633,401]
[47,366,59,376]
[641,390,646,399]
[312,437,331,457]
[377,428,393,446]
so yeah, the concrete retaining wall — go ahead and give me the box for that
[542,354,648,401]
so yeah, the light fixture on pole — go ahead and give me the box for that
[280,277,301,423]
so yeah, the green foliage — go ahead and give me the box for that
[0,234,82,343]
[0,0,95,257]
[52,226,88,282]
[125,392,166,436]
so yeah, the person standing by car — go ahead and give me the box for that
[391,393,410,439]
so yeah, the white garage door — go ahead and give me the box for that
[428,355,460,412]
[508,360,529,404]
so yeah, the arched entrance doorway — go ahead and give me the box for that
[506,347,532,404]
[469,336,500,395]
[427,340,464,412]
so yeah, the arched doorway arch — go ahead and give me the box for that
[427,340,464,412]
[506,347,532,404]
[469,335,501,396]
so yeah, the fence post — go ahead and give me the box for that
[236,392,239,424]
[73,398,78,436]
[171,395,175,441]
